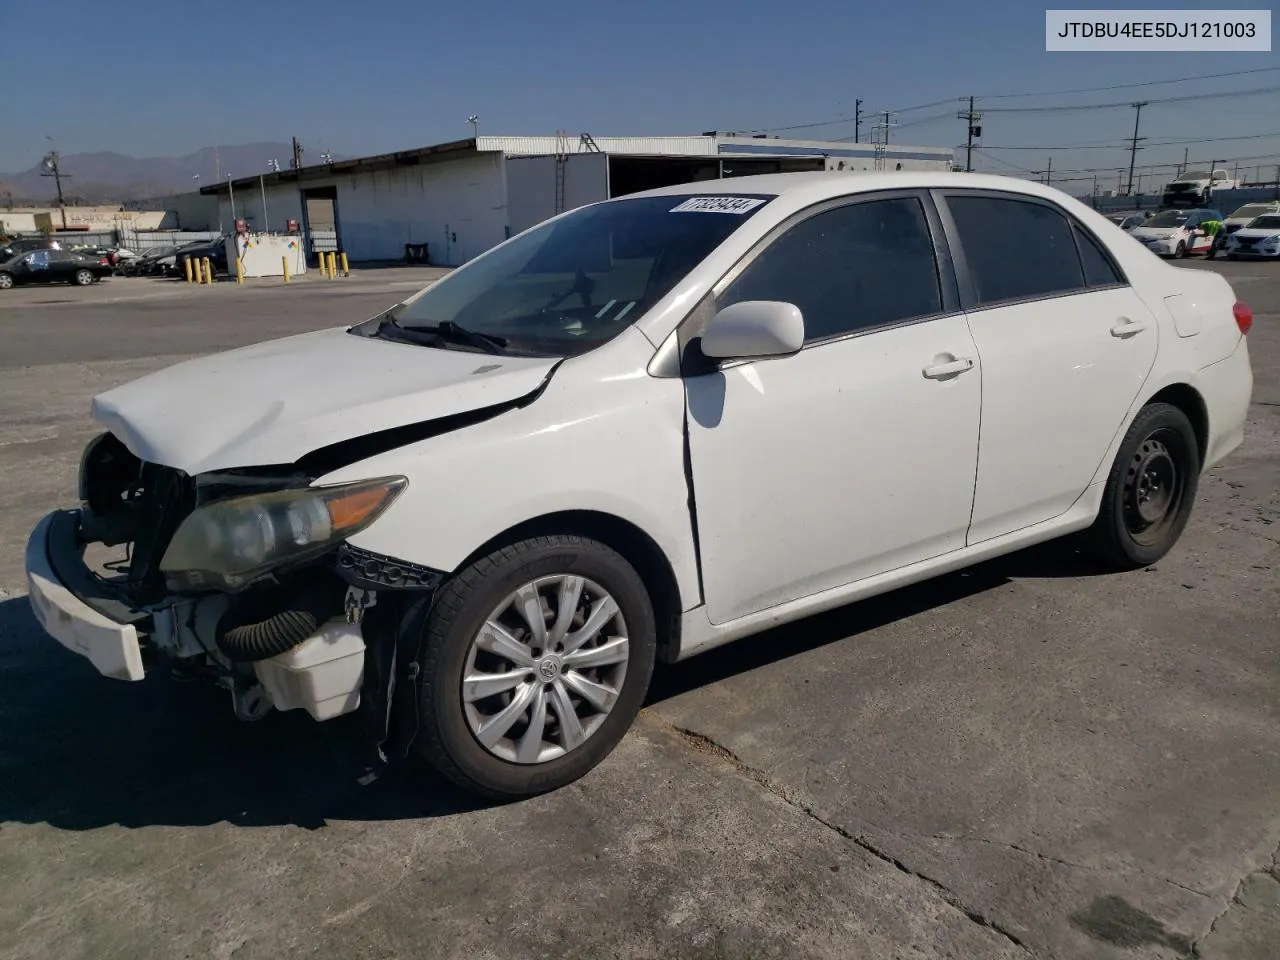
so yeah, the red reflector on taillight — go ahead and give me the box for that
[1233,302,1252,335]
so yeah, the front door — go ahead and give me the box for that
[684,193,983,625]
[938,191,1159,544]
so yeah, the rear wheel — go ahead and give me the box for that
[1082,402,1199,570]
[0,272,12,290]
[74,269,94,286]
[415,535,657,799]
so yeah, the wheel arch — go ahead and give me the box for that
[1145,382,1209,468]
[454,510,684,663]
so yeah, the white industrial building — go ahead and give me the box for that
[201,133,956,266]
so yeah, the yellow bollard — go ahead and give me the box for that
[183,257,193,283]
[201,257,212,284]
[326,252,336,279]
[235,257,244,284]
[340,251,349,277]
[282,255,290,283]
[194,258,204,285]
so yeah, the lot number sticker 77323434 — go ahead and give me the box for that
[669,197,767,214]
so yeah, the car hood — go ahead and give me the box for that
[92,326,559,475]
[1231,227,1280,239]
[1131,227,1183,240]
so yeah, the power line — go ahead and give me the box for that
[744,69,1280,141]
[980,131,1280,150]
[981,84,1280,113]
[976,65,1280,101]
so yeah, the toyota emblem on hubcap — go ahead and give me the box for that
[537,657,561,681]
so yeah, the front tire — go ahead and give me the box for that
[415,535,657,799]
[0,272,12,290]
[74,269,94,286]
[1174,241,1187,259]
[1082,402,1199,570]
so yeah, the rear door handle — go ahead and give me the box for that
[1110,317,1148,338]
[922,357,975,379]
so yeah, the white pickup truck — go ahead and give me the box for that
[1162,169,1237,208]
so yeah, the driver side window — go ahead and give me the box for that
[718,197,943,344]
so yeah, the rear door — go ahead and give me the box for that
[936,190,1159,545]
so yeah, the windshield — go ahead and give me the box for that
[1248,215,1280,230]
[1145,211,1190,228]
[1233,204,1276,219]
[393,193,774,357]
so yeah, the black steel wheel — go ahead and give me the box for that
[1082,402,1199,569]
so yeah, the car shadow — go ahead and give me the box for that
[646,538,1110,704]
[0,539,1107,831]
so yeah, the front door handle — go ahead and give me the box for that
[922,357,975,379]
[1110,317,1148,338]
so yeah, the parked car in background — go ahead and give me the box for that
[1161,169,1236,207]
[1128,208,1223,257]
[0,249,113,289]
[1224,213,1280,260]
[1221,201,1280,240]
[25,173,1253,799]
[173,235,231,275]
[0,237,63,261]
[1106,211,1148,232]
[124,245,179,276]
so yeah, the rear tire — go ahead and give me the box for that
[414,535,657,800]
[74,269,94,286]
[0,272,12,290]
[1082,402,1199,570]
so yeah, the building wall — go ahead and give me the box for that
[216,154,507,266]
[0,206,166,234]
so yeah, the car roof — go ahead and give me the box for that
[622,171,1095,206]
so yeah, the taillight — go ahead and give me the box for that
[1233,301,1253,335]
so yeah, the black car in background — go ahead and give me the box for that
[0,249,114,289]
[0,237,64,261]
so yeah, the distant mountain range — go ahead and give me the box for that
[0,143,349,204]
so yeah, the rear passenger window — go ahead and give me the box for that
[1074,225,1123,287]
[947,195,1085,305]
[720,197,942,342]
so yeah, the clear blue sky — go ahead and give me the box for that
[2,0,1277,189]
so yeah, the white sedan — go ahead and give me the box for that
[25,172,1254,799]
[1225,213,1280,259]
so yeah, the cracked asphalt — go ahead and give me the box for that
[0,262,1277,959]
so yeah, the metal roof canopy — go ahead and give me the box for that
[200,138,479,195]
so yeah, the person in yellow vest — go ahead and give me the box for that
[1203,217,1225,259]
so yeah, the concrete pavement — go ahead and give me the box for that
[0,262,1277,959]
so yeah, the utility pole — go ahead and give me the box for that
[958,96,982,172]
[1092,174,1098,200]
[854,99,862,143]
[291,136,304,170]
[40,145,70,230]
[1045,156,1052,186]
[1207,158,1218,202]
[1125,101,1147,197]
[881,112,891,144]
[1179,147,1188,176]
[1232,161,1240,183]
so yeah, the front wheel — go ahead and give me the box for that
[415,535,657,799]
[0,272,12,290]
[74,269,94,286]
[1174,241,1187,259]
[1082,402,1199,570]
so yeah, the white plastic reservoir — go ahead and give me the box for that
[254,619,365,721]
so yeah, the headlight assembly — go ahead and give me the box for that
[160,476,407,591]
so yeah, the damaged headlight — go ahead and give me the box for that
[160,476,407,591]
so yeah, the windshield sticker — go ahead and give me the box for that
[670,197,767,214]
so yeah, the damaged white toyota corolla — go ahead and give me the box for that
[26,173,1254,799]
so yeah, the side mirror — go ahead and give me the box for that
[700,300,805,360]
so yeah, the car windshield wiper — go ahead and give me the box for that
[401,320,508,355]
